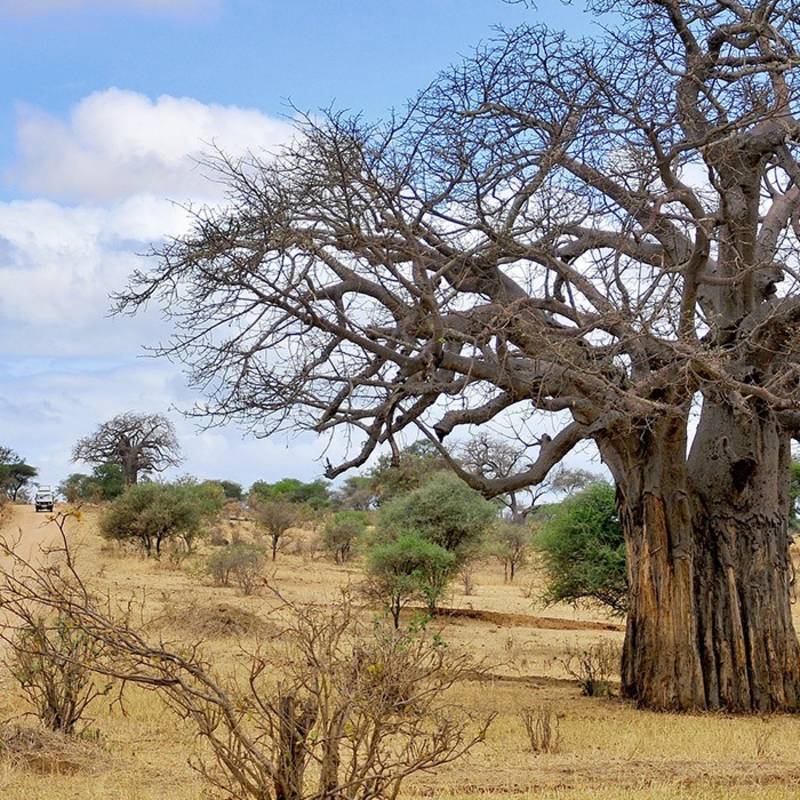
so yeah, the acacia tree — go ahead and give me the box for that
[73,412,181,486]
[117,2,800,712]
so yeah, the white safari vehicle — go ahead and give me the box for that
[34,486,55,513]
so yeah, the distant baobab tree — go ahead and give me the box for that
[116,2,800,712]
[73,412,181,487]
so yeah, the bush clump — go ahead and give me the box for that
[535,483,627,614]
[206,542,268,595]
[7,613,111,735]
[100,480,225,557]
[322,510,368,563]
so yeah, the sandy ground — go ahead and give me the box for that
[1,504,800,800]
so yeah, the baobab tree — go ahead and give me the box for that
[73,413,181,486]
[117,2,800,712]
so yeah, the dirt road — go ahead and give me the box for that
[0,503,67,562]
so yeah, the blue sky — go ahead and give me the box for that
[0,0,601,489]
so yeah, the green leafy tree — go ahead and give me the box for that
[535,483,627,616]
[250,477,331,510]
[217,480,244,501]
[0,462,38,501]
[323,510,368,563]
[59,463,125,503]
[378,471,496,562]
[365,534,455,627]
[100,482,223,557]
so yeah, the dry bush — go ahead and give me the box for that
[209,527,230,547]
[754,722,775,758]
[0,530,493,800]
[519,706,561,755]
[0,723,103,775]
[206,541,268,595]
[459,563,477,596]
[6,612,112,735]
[0,512,112,736]
[558,640,620,697]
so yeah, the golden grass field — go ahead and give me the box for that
[2,503,800,800]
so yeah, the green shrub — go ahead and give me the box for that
[100,480,224,557]
[365,534,455,626]
[535,483,627,614]
[377,472,496,561]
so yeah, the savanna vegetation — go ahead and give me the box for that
[5,2,800,799]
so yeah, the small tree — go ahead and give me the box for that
[252,499,304,560]
[323,510,368,564]
[332,475,376,510]
[0,461,38,502]
[549,468,602,498]
[177,479,227,552]
[73,412,181,486]
[100,482,211,557]
[378,472,497,562]
[535,483,627,615]
[491,521,531,582]
[365,534,455,626]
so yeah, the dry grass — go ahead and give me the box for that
[2,504,800,799]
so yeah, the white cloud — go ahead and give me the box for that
[0,88,330,485]
[0,196,189,348]
[0,0,215,14]
[12,89,294,202]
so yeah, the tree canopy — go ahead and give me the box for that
[73,413,181,487]
[250,477,331,510]
[0,447,38,502]
[535,482,628,616]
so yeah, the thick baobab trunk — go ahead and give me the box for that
[614,419,707,710]
[608,407,800,712]
[688,402,800,712]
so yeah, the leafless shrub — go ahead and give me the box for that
[6,613,111,735]
[558,640,620,697]
[459,563,477,596]
[206,542,267,595]
[0,530,493,800]
[209,527,229,547]
[520,579,537,600]
[519,706,561,754]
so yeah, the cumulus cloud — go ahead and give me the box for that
[0,0,216,14]
[12,89,295,202]
[0,88,327,486]
[0,196,188,348]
